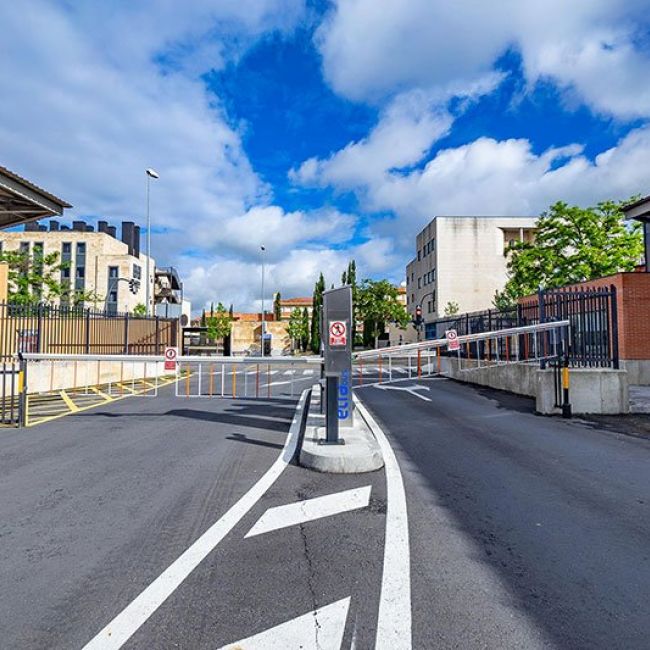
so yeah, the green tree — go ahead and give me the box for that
[273,292,282,320]
[200,308,206,327]
[205,302,233,344]
[495,200,643,305]
[443,301,459,316]
[301,307,310,352]
[310,272,325,353]
[286,308,303,352]
[132,303,147,317]
[357,279,409,349]
[0,248,98,305]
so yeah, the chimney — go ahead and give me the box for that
[72,220,86,232]
[97,220,108,234]
[24,222,40,232]
[121,221,135,256]
[49,220,60,231]
[107,225,117,238]
[133,225,141,258]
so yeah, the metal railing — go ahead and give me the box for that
[0,302,179,361]
[423,286,617,368]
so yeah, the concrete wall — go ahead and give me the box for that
[439,357,629,414]
[25,359,168,394]
[230,320,291,356]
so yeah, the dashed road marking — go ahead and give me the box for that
[245,486,371,538]
[218,597,350,650]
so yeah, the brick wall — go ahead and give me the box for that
[554,272,650,360]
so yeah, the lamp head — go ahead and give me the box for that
[146,168,159,179]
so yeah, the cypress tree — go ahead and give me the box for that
[310,272,325,354]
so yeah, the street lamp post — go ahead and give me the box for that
[260,245,266,357]
[145,168,159,317]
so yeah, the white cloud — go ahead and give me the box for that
[0,0,344,311]
[317,0,650,117]
[291,88,455,187]
[183,236,400,312]
[348,126,650,255]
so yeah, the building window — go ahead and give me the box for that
[75,242,86,295]
[417,250,421,261]
[418,277,422,289]
[107,265,119,314]
[133,264,141,280]
[60,242,72,304]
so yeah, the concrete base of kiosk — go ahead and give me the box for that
[299,385,383,474]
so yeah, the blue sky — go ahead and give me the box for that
[1,1,650,311]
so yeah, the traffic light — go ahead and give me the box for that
[414,305,423,327]
[128,279,140,294]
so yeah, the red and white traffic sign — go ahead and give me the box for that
[329,320,347,347]
[445,329,460,351]
[164,346,178,371]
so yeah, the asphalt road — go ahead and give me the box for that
[357,376,650,649]
[0,380,386,649]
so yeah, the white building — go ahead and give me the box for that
[406,216,538,321]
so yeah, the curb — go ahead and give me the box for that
[299,384,384,473]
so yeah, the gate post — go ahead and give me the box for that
[124,312,130,355]
[610,284,619,369]
[85,308,91,353]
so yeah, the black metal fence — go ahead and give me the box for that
[424,286,618,369]
[0,302,179,361]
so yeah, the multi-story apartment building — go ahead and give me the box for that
[0,219,154,313]
[406,216,537,321]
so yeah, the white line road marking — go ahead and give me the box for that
[354,395,411,650]
[375,383,431,401]
[302,369,314,375]
[218,597,350,650]
[81,390,310,650]
[245,486,372,538]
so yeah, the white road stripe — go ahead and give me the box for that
[218,597,350,650]
[82,390,310,650]
[245,486,371,538]
[302,369,314,375]
[354,395,411,650]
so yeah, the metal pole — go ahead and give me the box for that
[260,246,265,357]
[146,174,151,317]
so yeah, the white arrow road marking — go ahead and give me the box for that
[354,396,411,650]
[218,597,350,650]
[81,391,310,650]
[375,383,431,401]
[245,486,371,538]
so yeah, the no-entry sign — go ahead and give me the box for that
[329,320,347,347]
[164,346,178,371]
[445,329,460,351]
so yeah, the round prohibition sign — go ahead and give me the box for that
[330,321,346,336]
[165,347,177,361]
[446,329,458,341]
